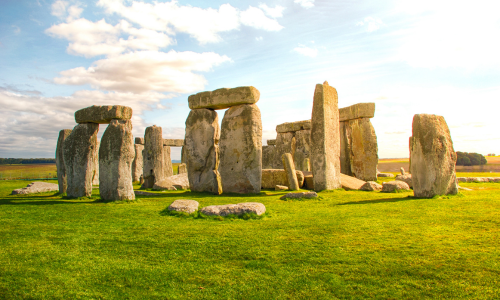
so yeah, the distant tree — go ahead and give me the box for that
[455,152,487,166]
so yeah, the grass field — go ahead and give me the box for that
[1,172,499,299]
[0,164,57,180]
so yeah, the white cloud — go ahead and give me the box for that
[12,25,21,34]
[51,0,83,21]
[293,45,318,57]
[240,6,284,31]
[356,17,383,32]
[294,0,314,9]
[54,50,231,93]
[258,4,285,18]
[255,36,263,41]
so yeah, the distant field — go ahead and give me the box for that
[378,156,500,173]
[0,164,57,180]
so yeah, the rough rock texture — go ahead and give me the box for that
[153,173,190,190]
[163,146,174,178]
[395,174,413,188]
[132,144,144,182]
[75,105,133,124]
[135,137,144,144]
[99,119,135,201]
[282,153,299,190]
[142,125,165,188]
[63,123,99,198]
[267,139,276,146]
[346,118,378,181]
[303,173,314,190]
[178,163,187,174]
[339,103,375,122]
[410,114,458,198]
[184,109,222,194]
[377,173,395,178]
[276,120,311,133]
[12,182,59,195]
[279,192,318,200]
[188,86,260,110]
[56,129,72,194]
[275,132,295,168]
[360,181,383,191]
[457,177,500,183]
[275,185,288,191]
[168,200,199,214]
[310,81,341,191]
[340,173,366,190]
[262,145,276,169]
[201,202,266,216]
[261,169,304,189]
[219,104,262,194]
[382,181,410,193]
[339,121,352,176]
[294,130,311,172]
[92,141,100,186]
[163,139,184,147]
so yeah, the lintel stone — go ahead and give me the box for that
[75,105,133,124]
[276,120,311,133]
[135,137,144,144]
[188,86,260,110]
[163,139,184,147]
[339,103,375,122]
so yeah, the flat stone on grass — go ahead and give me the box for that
[200,202,266,216]
[280,192,318,200]
[360,181,383,191]
[381,181,410,193]
[12,182,59,195]
[168,200,199,214]
[275,185,288,191]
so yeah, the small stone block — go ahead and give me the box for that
[75,105,133,124]
[188,86,260,110]
[267,139,276,146]
[135,137,145,144]
[275,185,288,191]
[339,103,375,122]
[381,181,410,193]
[279,192,318,200]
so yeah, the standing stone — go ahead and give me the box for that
[142,125,165,188]
[262,145,276,169]
[99,119,135,201]
[184,109,222,194]
[62,123,99,197]
[163,146,174,178]
[132,144,144,182]
[339,121,352,176]
[178,163,187,174]
[294,129,311,171]
[56,129,72,194]
[275,132,295,168]
[92,141,100,186]
[310,81,341,191]
[181,146,186,164]
[346,118,378,181]
[304,158,311,172]
[410,114,458,197]
[219,104,262,194]
[282,153,299,190]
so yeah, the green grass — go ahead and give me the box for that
[1,178,499,299]
[0,164,57,180]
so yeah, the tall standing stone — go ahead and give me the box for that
[163,146,174,178]
[56,129,72,194]
[99,119,135,201]
[132,144,144,182]
[142,125,165,188]
[346,118,378,181]
[339,121,352,176]
[310,81,341,191]
[282,153,299,190]
[219,104,262,194]
[62,123,99,197]
[410,114,458,197]
[294,130,311,171]
[92,141,100,186]
[184,109,222,194]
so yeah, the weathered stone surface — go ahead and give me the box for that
[188,86,260,110]
[163,139,184,147]
[163,146,174,178]
[63,123,99,198]
[360,181,382,191]
[168,200,199,214]
[275,132,295,168]
[184,109,222,194]
[339,121,352,176]
[75,105,132,124]
[303,172,314,190]
[135,190,168,196]
[267,139,276,146]
[395,174,413,188]
[153,173,190,190]
[219,104,262,194]
[294,130,311,171]
[261,169,304,189]
[275,185,288,191]
[377,173,395,178]
[99,119,135,201]
[310,81,341,191]
[382,181,411,192]
[142,125,165,188]
[276,120,311,133]
[132,144,144,182]
[346,118,378,181]
[457,177,500,183]
[262,145,276,169]
[410,114,458,198]
[339,103,375,122]
[12,182,59,195]
[201,202,266,216]
[340,173,366,190]
[92,141,100,186]
[178,163,187,174]
[135,137,144,144]
[282,153,299,191]
[56,129,72,194]
[279,192,318,200]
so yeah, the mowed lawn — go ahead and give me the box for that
[0,175,499,299]
[0,164,57,180]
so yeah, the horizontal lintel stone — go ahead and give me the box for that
[276,120,311,133]
[188,86,260,110]
[135,137,144,145]
[267,139,276,146]
[339,103,375,122]
[75,105,133,124]
[163,139,184,147]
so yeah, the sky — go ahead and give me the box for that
[1,0,499,160]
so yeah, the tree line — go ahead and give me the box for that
[0,158,56,165]
[456,152,487,166]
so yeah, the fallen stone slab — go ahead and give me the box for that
[377,173,395,178]
[395,174,413,188]
[381,181,411,193]
[280,192,318,200]
[200,202,266,216]
[275,185,288,191]
[12,182,59,195]
[457,177,500,183]
[261,169,304,189]
[168,200,199,214]
[153,173,190,190]
[75,105,133,124]
[135,137,144,144]
[267,139,276,146]
[282,153,299,190]
[188,86,260,110]
[276,120,311,133]
[340,173,366,190]
[163,139,184,147]
[339,103,375,122]
[360,181,383,191]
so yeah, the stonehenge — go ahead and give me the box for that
[55,129,72,194]
[143,125,165,189]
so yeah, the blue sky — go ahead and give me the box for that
[1,0,499,160]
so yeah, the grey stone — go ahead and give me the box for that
[339,103,375,122]
[163,139,184,147]
[310,81,341,191]
[75,105,133,124]
[92,141,99,186]
[163,146,174,178]
[275,132,295,168]
[279,191,318,200]
[200,202,266,216]
[267,139,276,146]
[395,174,413,188]
[12,182,59,195]
[275,185,288,191]
[168,200,199,214]
[219,104,262,194]
[340,173,366,190]
[99,119,135,201]
[381,181,411,192]
[135,137,144,144]
[142,125,165,189]
[360,181,382,191]
[153,173,190,190]
[262,145,276,169]
[346,118,378,181]
[184,109,222,194]
[178,163,187,174]
[293,129,311,171]
[282,153,299,190]
[339,121,352,176]
[410,114,458,198]
[188,86,260,110]
[132,144,144,182]
[63,123,99,198]
[261,169,304,189]
[56,129,72,194]
[276,120,311,133]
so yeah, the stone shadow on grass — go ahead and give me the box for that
[337,195,423,205]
